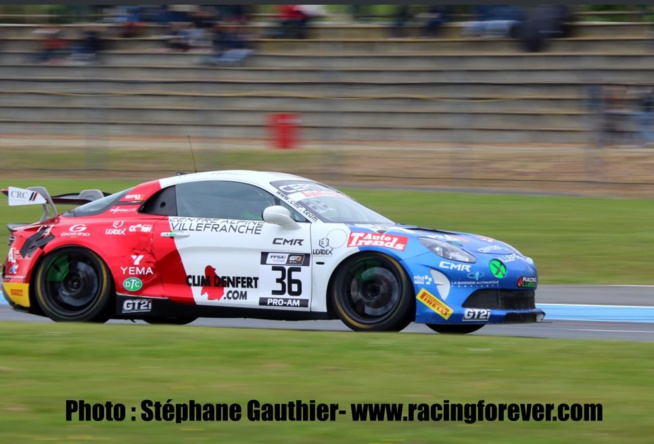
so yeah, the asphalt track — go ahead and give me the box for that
[2,285,653,341]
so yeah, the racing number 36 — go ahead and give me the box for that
[271,266,302,296]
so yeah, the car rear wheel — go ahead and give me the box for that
[426,324,484,334]
[331,253,413,332]
[34,247,113,322]
[144,317,198,325]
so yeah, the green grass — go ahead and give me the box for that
[0,322,652,443]
[2,178,653,284]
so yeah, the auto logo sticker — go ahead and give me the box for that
[489,260,507,278]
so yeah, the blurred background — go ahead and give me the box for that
[1,4,653,196]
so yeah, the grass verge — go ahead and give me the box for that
[0,321,652,443]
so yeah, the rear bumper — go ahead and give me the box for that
[2,282,30,308]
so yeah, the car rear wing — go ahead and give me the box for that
[2,186,109,222]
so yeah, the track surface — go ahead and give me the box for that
[2,285,653,341]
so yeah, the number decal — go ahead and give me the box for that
[271,266,303,296]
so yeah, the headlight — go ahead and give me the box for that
[419,237,476,263]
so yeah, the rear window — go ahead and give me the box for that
[63,188,134,217]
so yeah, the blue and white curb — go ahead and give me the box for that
[537,303,654,323]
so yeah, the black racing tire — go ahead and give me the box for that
[144,317,198,325]
[331,253,413,332]
[33,247,114,322]
[426,324,484,334]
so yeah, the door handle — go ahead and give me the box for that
[161,232,190,238]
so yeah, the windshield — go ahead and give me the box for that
[64,188,134,217]
[270,180,394,224]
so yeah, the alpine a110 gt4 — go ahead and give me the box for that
[2,171,544,332]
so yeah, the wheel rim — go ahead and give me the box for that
[42,251,102,316]
[339,257,402,325]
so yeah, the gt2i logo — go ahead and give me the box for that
[463,308,490,321]
[271,266,302,296]
[122,299,152,313]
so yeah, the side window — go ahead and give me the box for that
[175,181,277,220]
[141,186,177,216]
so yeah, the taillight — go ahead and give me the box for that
[8,234,15,247]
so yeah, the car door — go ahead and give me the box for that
[150,180,312,310]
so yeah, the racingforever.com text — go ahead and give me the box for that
[65,399,603,424]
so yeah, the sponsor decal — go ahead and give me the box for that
[261,252,309,266]
[170,218,263,235]
[451,279,500,287]
[123,277,143,292]
[7,186,46,206]
[439,261,472,272]
[416,289,453,320]
[313,237,333,256]
[467,271,485,280]
[259,297,309,308]
[265,253,288,265]
[122,193,144,202]
[121,299,152,313]
[128,224,152,233]
[478,245,504,253]
[276,182,338,196]
[413,274,433,285]
[110,207,137,215]
[120,254,153,276]
[187,265,258,301]
[517,276,538,288]
[463,308,490,321]
[489,260,507,278]
[9,263,18,274]
[273,238,304,246]
[499,253,520,263]
[105,227,126,235]
[113,221,124,228]
[10,288,24,297]
[347,232,408,251]
[61,224,91,237]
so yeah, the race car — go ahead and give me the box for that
[2,171,544,333]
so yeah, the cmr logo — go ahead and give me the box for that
[273,238,304,246]
[439,261,471,272]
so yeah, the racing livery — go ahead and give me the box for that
[2,171,544,333]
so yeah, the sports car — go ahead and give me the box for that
[2,171,544,333]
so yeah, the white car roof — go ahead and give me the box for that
[159,170,311,189]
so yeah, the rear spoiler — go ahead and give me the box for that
[2,186,109,222]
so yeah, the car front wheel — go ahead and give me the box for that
[331,253,413,332]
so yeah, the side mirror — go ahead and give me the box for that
[263,206,300,230]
